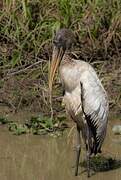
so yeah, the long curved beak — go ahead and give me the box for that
[49,46,64,93]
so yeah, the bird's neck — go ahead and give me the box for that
[60,52,72,66]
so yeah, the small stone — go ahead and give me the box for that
[112,125,121,135]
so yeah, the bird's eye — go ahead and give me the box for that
[53,39,58,45]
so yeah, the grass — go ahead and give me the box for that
[0,0,121,119]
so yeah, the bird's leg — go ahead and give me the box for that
[75,125,81,176]
[85,124,91,177]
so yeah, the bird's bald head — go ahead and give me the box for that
[53,28,76,51]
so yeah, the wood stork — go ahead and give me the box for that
[49,28,109,177]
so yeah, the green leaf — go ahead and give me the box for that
[11,50,20,67]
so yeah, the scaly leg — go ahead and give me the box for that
[86,124,91,177]
[75,125,81,176]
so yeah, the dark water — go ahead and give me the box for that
[0,110,121,180]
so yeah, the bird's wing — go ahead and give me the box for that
[80,66,109,154]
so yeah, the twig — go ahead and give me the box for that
[4,59,47,78]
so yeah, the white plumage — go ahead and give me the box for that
[60,56,109,154]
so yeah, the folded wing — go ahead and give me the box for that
[80,68,109,154]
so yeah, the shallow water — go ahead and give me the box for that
[0,111,121,180]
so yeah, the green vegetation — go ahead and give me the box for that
[8,122,28,135]
[0,0,121,119]
[25,114,67,135]
[0,115,67,135]
[81,155,121,172]
[0,116,10,124]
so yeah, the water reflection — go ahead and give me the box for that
[0,119,121,180]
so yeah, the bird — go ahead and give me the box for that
[49,28,109,177]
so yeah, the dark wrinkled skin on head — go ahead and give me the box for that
[53,28,76,51]
[49,28,76,92]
